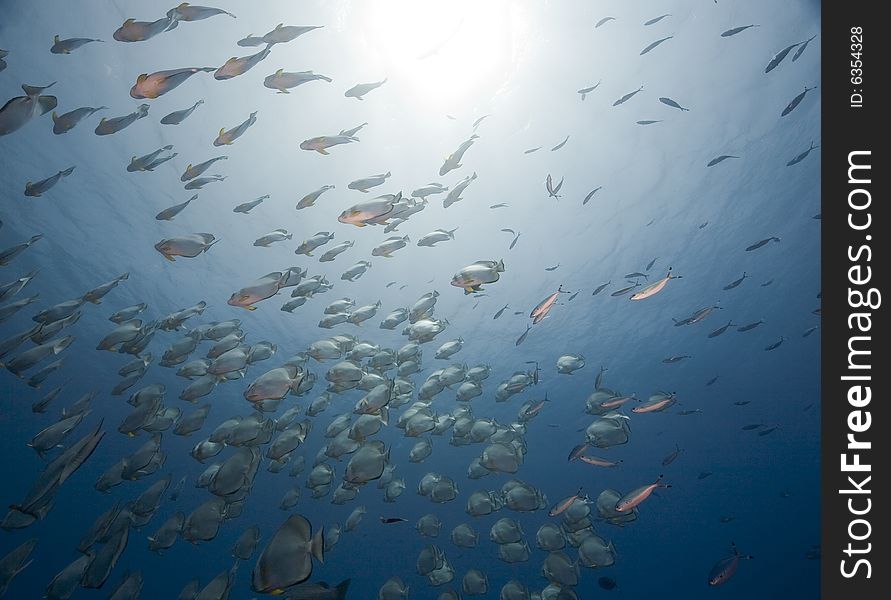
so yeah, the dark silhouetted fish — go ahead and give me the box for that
[781,86,817,117]
[613,86,643,106]
[644,14,671,26]
[659,96,689,111]
[707,155,739,167]
[765,42,801,73]
[721,25,759,37]
[641,36,673,55]
[786,141,819,166]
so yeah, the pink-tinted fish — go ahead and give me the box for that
[630,268,681,300]
[708,542,754,585]
[615,474,670,512]
[600,393,636,409]
[631,392,676,413]
[530,285,569,323]
[578,455,622,468]
[548,488,585,517]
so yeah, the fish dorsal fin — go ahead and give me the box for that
[275,68,283,76]
[123,18,135,25]
[54,35,60,44]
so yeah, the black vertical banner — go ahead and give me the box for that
[822,1,888,598]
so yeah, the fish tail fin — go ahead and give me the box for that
[334,579,351,599]
[61,166,76,176]
[311,528,325,564]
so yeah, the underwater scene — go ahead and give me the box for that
[0,1,821,598]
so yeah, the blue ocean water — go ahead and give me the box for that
[0,1,820,598]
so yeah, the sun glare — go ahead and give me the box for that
[364,0,525,109]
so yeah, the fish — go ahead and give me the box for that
[214,111,258,146]
[95,104,150,135]
[0,83,58,136]
[128,145,175,172]
[51,105,107,134]
[792,34,818,61]
[262,23,324,45]
[721,25,760,37]
[764,337,785,351]
[765,42,801,73]
[181,156,228,181]
[595,17,615,28]
[113,16,175,43]
[615,475,670,512]
[294,185,334,211]
[578,454,622,468]
[723,272,748,290]
[613,86,643,106]
[781,85,817,117]
[154,233,218,261]
[440,134,478,175]
[545,264,560,272]
[637,120,662,125]
[708,543,754,585]
[131,67,216,99]
[708,321,735,338]
[640,36,673,55]
[450,259,505,294]
[583,186,602,205]
[551,135,570,151]
[160,99,204,125]
[215,45,273,80]
[661,444,682,466]
[548,488,585,517]
[644,14,671,25]
[251,514,324,594]
[524,147,541,154]
[24,166,75,197]
[349,171,391,193]
[592,281,610,296]
[802,325,819,338]
[493,304,509,320]
[737,320,764,332]
[254,229,292,247]
[545,174,564,199]
[345,78,387,100]
[472,114,490,129]
[662,355,691,364]
[168,3,236,22]
[707,154,739,167]
[300,134,359,155]
[264,69,332,93]
[577,80,601,100]
[630,268,681,300]
[515,325,531,347]
[659,96,689,111]
[234,194,269,213]
[786,141,819,166]
[184,175,225,190]
[530,285,569,323]
[610,282,640,297]
[155,194,198,221]
[745,236,781,251]
[761,279,774,287]
[379,517,407,524]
